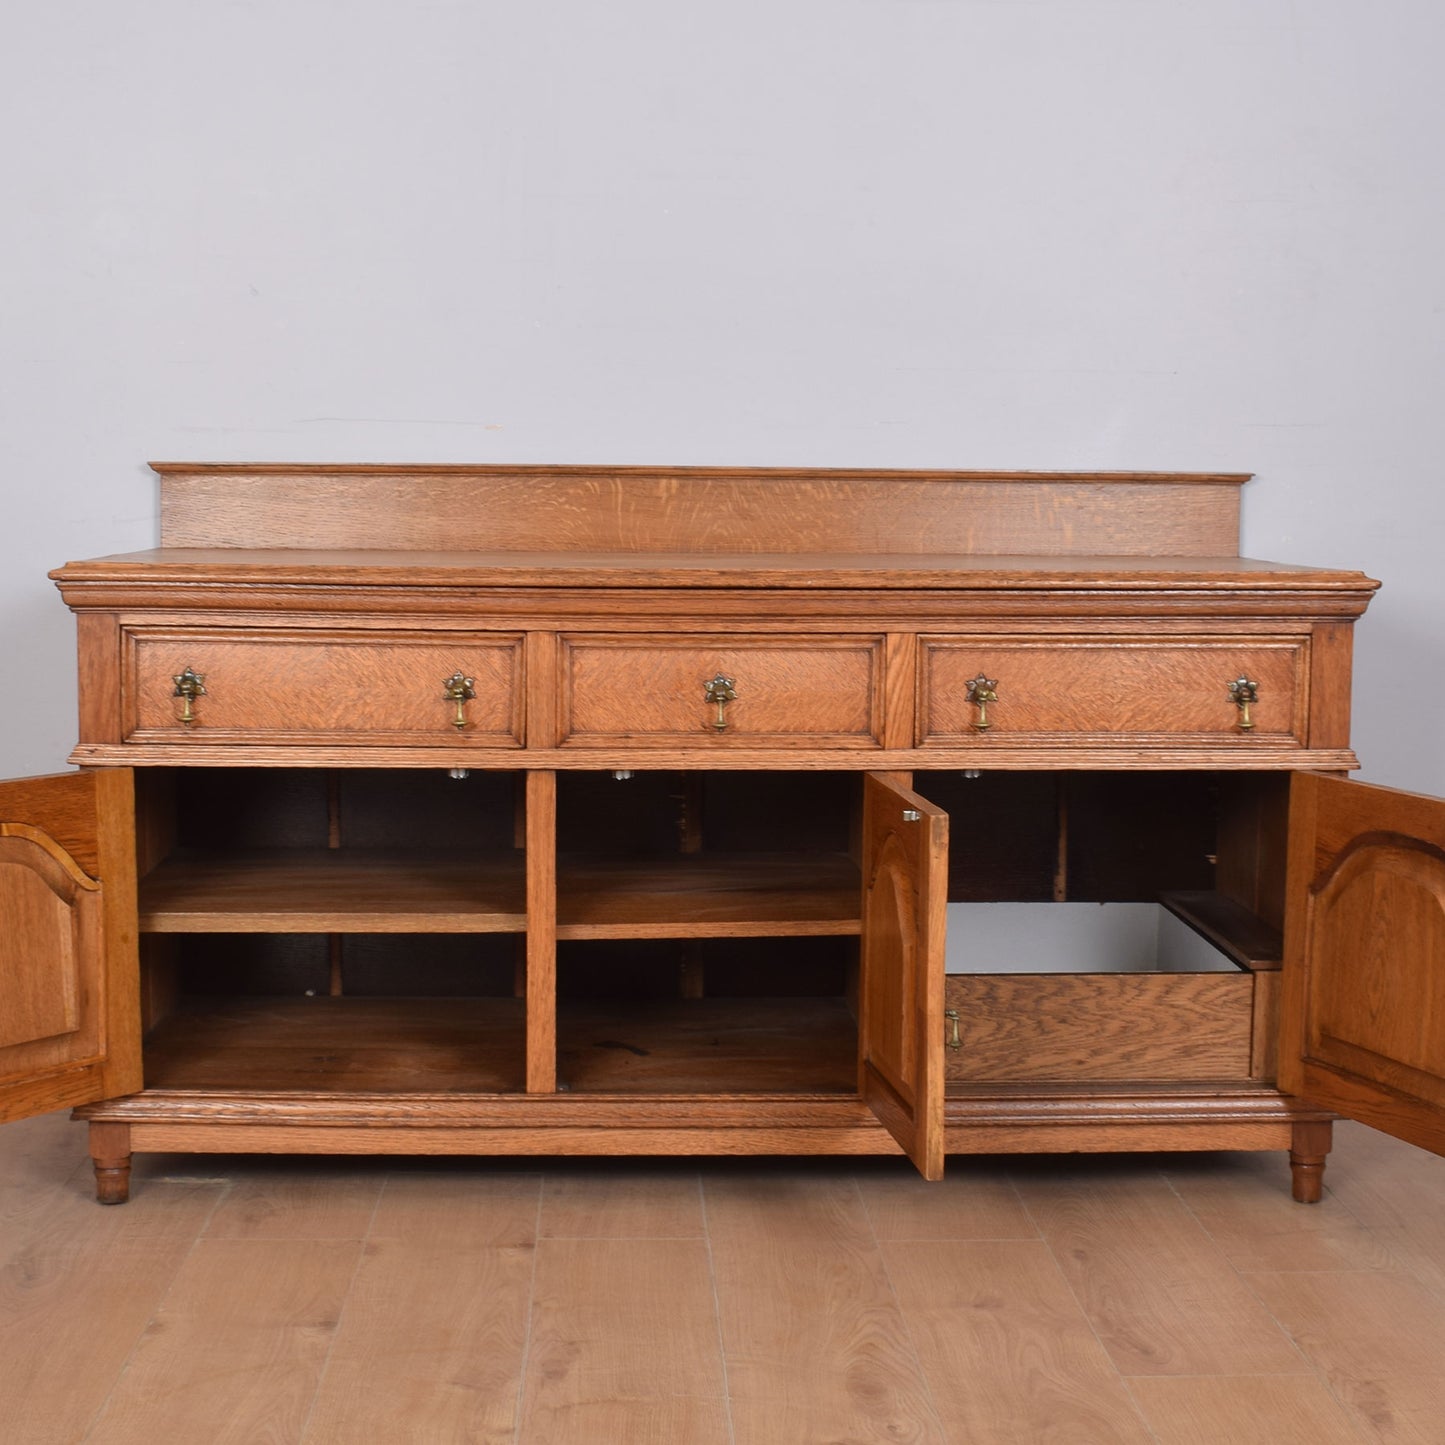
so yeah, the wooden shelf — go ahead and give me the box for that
[557,997,858,1094]
[1160,890,1284,971]
[555,853,860,939]
[138,849,527,933]
[143,996,525,1093]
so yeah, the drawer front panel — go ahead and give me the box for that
[559,634,885,747]
[125,630,525,744]
[920,637,1307,745]
[944,971,1257,1083]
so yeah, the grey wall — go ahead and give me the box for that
[4,2,1442,790]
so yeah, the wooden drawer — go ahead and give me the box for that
[944,971,1261,1084]
[123,629,525,745]
[558,634,885,747]
[919,635,1307,745]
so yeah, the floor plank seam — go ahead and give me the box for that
[295,1172,386,1444]
[510,1171,547,1445]
[77,1177,231,1445]
[698,1173,738,1445]
[1013,1162,1176,1442]
[852,1173,952,1444]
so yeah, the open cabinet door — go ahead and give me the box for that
[859,773,948,1179]
[0,771,141,1123]
[1280,772,1445,1155]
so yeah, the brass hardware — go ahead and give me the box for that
[1227,676,1259,732]
[965,674,998,732]
[442,671,476,730]
[902,808,921,822]
[703,673,737,732]
[172,666,206,726]
[944,1008,961,1051]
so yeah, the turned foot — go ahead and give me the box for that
[1289,1119,1333,1203]
[94,1161,131,1205]
[89,1121,132,1205]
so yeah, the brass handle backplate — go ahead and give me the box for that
[172,666,206,726]
[944,1008,961,1051]
[965,674,998,732]
[442,671,476,730]
[703,673,738,732]
[1227,676,1259,732]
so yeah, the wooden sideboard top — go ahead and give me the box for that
[52,548,1379,596]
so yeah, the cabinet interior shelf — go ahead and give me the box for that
[138,848,863,939]
[555,852,861,938]
[143,996,527,1093]
[138,849,527,933]
[140,994,857,1097]
[557,997,858,1094]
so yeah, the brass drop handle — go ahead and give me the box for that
[703,673,737,732]
[944,1008,961,1051]
[172,666,206,726]
[965,674,998,732]
[1227,676,1259,732]
[442,671,476,730]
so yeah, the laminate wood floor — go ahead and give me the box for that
[2,1116,1442,1443]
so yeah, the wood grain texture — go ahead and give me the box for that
[518,1236,730,1445]
[557,998,857,1095]
[0,770,140,1123]
[56,547,1380,586]
[83,1238,359,1445]
[860,774,948,1179]
[1245,1266,1445,1387]
[884,1239,1155,1443]
[150,463,1249,555]
[1160,888,1284,970]
[138,848,526,933]
[1127,1376,1367,1445]
[558,632,884,746]
[303,1238,534,1445]
[538,1165,703,1239]
[526,770,557,1094]
[142,997,527,1094]
[124,628,524,745]
[1025,1171,1305,1376]
[705,1173,946,1444]
[68,739,1368,772]
[920,634,1308,743]
[0,1177,221,1444]
[0,833,89,1048]
[1281,774,1445,1156]
[855,1159,1036,1241]
[7,1109,1445,1445]
[554,851,859,937]
[944,972,1255,1082]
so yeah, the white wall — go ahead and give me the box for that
[3,1,1443,790]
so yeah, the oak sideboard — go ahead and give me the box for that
[3,464,1442,1204]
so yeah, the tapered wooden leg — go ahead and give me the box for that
[90,1121,133,1205]
[1289,1119,1332,1203]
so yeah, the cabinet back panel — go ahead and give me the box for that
[155,464,1245,556]
[166,768,519,853]
[557,938,850,1000]
[915,772,1059,901]
[556,771,855,857]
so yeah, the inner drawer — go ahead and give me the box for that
[944,902,1266,1084]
